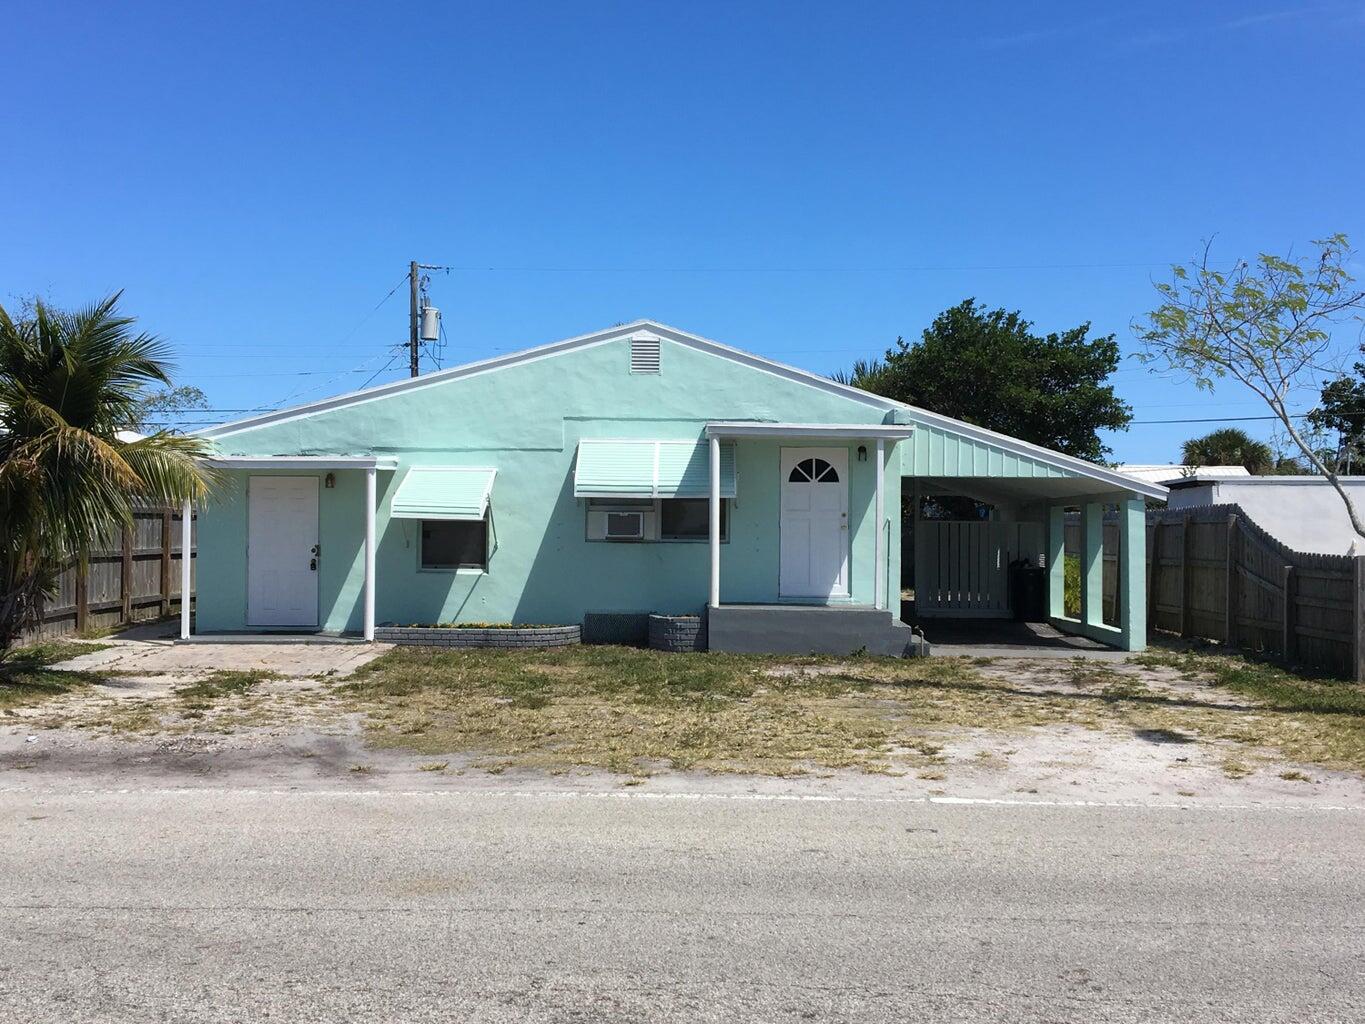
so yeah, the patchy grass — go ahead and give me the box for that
[1128,650,1365,774]
[175,670,279,701]
[0,641,111,711]
[340,645,1124,777]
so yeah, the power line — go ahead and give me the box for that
[1129,414,1311,425]
[438,261,1187,273]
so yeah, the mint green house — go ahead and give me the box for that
[188,321,1165,654]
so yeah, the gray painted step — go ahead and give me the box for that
[708,605,927,658]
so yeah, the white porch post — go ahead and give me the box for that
[874,438,885,610]
[179,497,192,640]
[364,466,376,641]
[709,435,721,607]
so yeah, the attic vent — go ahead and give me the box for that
[629,334,661,374]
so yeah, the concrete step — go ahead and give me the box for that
[708,605,926,657]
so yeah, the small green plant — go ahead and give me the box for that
[1063,554,1081,617]
[175,670,276,700]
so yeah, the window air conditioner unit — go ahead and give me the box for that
[605,510,645,540]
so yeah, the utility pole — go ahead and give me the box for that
[407,261,451,378]
[408,260,420,378]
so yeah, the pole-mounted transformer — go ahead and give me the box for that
[408,260,449,378]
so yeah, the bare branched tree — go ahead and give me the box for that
[1135,234,1365,537]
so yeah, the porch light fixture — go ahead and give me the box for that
[324,472,336,489]
[857,445,867,462]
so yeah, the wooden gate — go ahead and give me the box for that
[915,521,1044,617]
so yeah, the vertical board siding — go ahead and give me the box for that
[25,506,195,641]
[916,521,1045,617]
[1065,503,1358,678]
[907,424,1079,480]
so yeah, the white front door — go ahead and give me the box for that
[779,447,849,599]
[247,476,320,627]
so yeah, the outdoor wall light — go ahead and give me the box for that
[857,445,867,462]
[324,472,336,489]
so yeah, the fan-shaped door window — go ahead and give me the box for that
[787,457,839,483]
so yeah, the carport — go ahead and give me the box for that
[899,414,1167,652]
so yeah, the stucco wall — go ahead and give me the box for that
[196,334,902,631]
[1167,478,1365,556]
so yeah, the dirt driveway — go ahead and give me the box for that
[2,627,1363,806]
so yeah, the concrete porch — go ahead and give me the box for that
[707,604,927,657]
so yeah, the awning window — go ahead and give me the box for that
[574,440,736,499]
[391,467,496,521]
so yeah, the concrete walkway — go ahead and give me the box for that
[51,621,390,679]
[913,617,1133,660]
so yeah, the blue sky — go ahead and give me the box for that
[5,0,1363,463]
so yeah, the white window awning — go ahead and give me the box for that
[390,467,496,521]
[574,439,736,499]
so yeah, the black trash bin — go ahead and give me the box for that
[1008,558,1046,622]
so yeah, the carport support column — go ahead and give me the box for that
[1081,501,1104,630]
[874,438,885,610]
[179,497,192,640]
[1047,505,1066,620]
[1118,497,1147,652]
[364,467,376,642]
[709,435,721,607]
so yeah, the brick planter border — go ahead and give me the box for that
[374,625,581,648]
[647,613,707,653]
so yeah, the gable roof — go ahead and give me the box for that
[200,319,1164,499]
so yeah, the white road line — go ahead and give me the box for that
[0,786,1362,812]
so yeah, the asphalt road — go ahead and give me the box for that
[1,786,1362,1023]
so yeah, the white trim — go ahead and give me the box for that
[179,497,192,640]
[709,436,721,607]
[706,421,915,440]
[905,406,1169,500]
[196,318,1163,500]
[204,455,399,471]
[1182,475,1362,486]
[198,320,898,440]
[874,437,885,611]
[364,467,376,642]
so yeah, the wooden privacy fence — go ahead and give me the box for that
[1068,504,1362,679]
[27,506,195,640]
[915,521,1044,617]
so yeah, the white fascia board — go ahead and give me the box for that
[705,421,915,439]
[896,405,1169,501]
[204,455,399,470]
[194,317,1164,500]
[199,319,901,439]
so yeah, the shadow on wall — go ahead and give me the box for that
[512,467,714,627]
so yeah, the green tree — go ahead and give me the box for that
[0,295,216,655]
[834,299,1131,462]
[1136,234,1365,537]
[1307,350,1365,473]
[133,384,209,433]
[1180,428,1274,474]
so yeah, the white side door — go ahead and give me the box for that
[779,447,849,599]
[247,476,320,627]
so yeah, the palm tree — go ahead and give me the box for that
[0,294,216,655]
[1180,427,1274,474]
